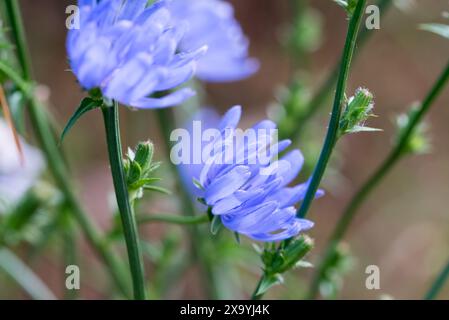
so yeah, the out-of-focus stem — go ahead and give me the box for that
[102,102,147,300]
[308,61,449,300]
[425,258,449,300]
[156,108,220,299]
[138,214,209,225]
[3,0,130,297]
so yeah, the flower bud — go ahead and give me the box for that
[262,235,314,275]
[339,87,380,137]
[124,141,168,201]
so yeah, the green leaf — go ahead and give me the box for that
[130,178,162,189]
[295,260,314,269]
[134,141,154,172]
[0,249,56,300]
[127,161,142,186]
[193,178,204,190]
[346,125,382,134]
[210,215,223,235]
[255,274,284,296]
[60,97,102,144]
[147,162,161,173]
[142,185,171,195]
[420,23,449,40]
[234,232,241,244]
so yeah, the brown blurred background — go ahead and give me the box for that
[3,0,449,299]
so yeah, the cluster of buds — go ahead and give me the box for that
[254,236,314,296]
[124,141,169,202]
[339,87,379,138]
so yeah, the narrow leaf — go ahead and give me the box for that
[143,185,171,195]
[210,215,223,235]
[0,249,56,300]
[255,274,284,296]
[60,97,102,143]
[420,23,449,40]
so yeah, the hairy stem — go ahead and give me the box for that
[251,2,368,300]
[287,0,392,139]
[296,0,367,219]
[102,102,147,300]
[308,61,449,299]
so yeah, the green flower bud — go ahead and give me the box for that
[339,87,380,137]
[124,141,168,201]
[262,235,314,276]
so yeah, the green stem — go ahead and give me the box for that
[425,258,449,300]
[0,248,56,300]
[138,214,209,225]
[2,0,130,297]
[62,209,78,300]
[102,102,146,300]
[251,1,367,301]
[289,0,392,138]
[251,275,265,300]
[296,0,367,219]
[4,0,32,80]
[156,108,220,299]
[308,61,449,299]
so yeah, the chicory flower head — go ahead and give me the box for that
[0,119,44,210]
[67,0,207,108]
[184,106,322,242]
[168,0,259,82]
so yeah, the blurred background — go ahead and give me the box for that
[1,0,449,299]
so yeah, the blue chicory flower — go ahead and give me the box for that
[179,106,323,242]
[67,0,207,108]
[0,119,45,211]
[167,0,259,82]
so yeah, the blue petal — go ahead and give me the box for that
[247,218,313,242]
[277,150,304,187]
[221,202,279,233]
[218,105,241,131]
[119,0,148,20]
[204,165,250,205]
[130,88,196,109]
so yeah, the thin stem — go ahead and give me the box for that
[2,1,130,297]
[296,0,367,219]
[138,214,209,225]
[251,276,265,300]
[102,102,146,300]
[425,258,449,300]
[156,108,220,299]
[251,1,367,301]
[289,0,392,138]
[308,61,449,299]
[4,0,33,80]
[0,248,56,300]
[62,209,78,300]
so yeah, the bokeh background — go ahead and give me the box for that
[1,0,449,299]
